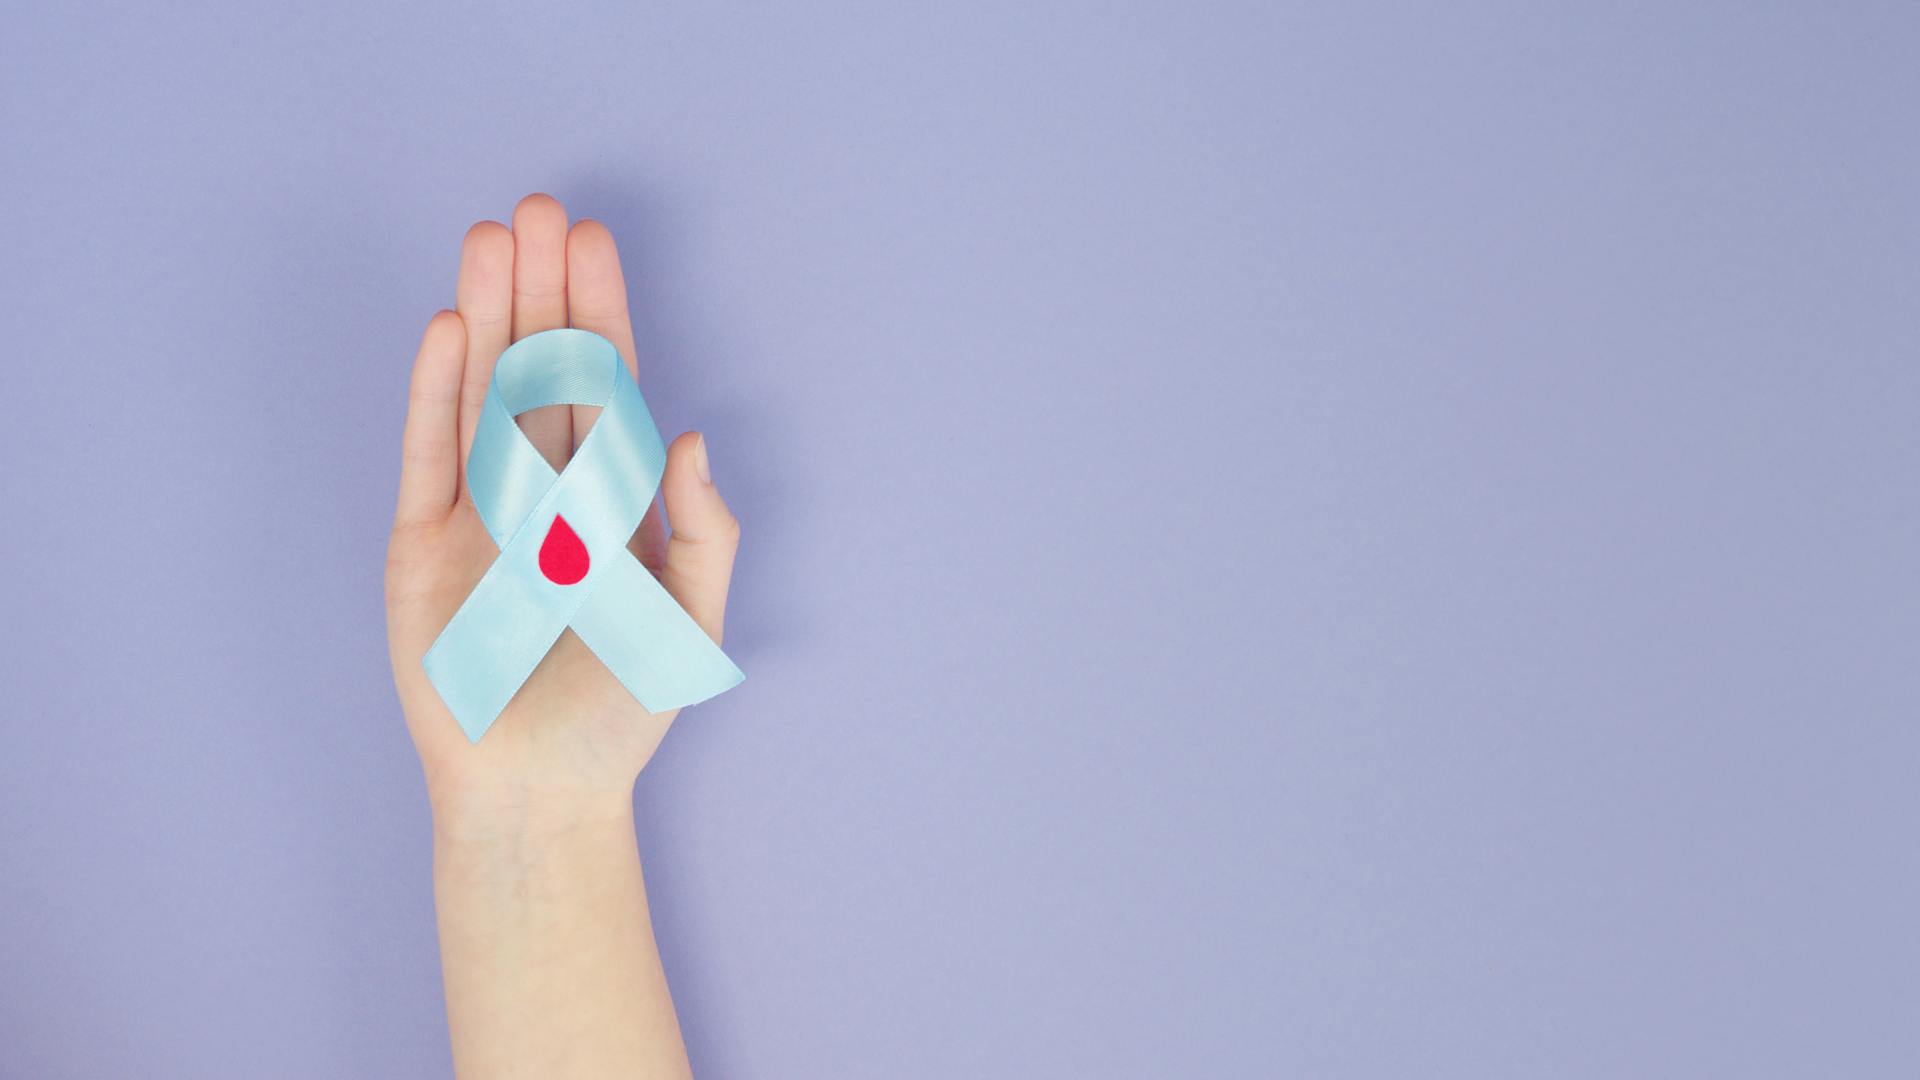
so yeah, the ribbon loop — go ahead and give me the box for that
[424,329,744,742]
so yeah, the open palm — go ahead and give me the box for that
[384,194,739,810]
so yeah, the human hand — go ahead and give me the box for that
[384,194,741,823]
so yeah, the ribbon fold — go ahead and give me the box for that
[424,329,743,742]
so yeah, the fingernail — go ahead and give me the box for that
[693,434,712,485]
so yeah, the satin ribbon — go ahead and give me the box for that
[423,328,743,742]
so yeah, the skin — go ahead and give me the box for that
[385,193,740,1079]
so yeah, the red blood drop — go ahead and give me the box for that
[538,514,590,585]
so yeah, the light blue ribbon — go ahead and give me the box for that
[423,328,743,742]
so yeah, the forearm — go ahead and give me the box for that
[432,795,692,1080]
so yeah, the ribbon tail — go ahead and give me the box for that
[570,557,745,713]
[424,560,583,743]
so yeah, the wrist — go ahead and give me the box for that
[432,798,640,900]
[428,776,636,852]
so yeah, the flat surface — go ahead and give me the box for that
[2,3,1917,1077]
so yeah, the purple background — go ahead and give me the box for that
[3,3,1916,1077]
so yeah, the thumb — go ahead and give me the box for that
[660,431,741,644]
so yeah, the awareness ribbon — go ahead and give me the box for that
[424,328,743,742]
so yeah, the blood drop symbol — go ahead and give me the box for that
[538,514,590,585]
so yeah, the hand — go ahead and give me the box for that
[384,194,741,821]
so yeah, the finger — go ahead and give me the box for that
[565,219,641,377]
[564,219,639,445]
[659,432,740,643]
[566,218,665,563]
[510,193,573,469]
[454,220,512,467]
[395,311,467,526]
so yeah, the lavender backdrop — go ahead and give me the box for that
[3,3,1916,1077]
